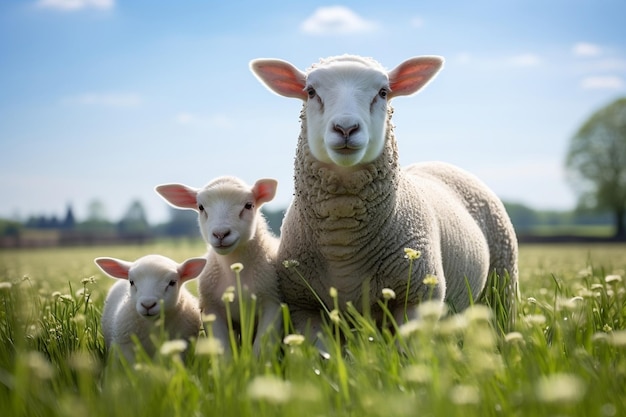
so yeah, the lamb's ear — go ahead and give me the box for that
[94,257,132,280]
[178,257,207,283]
[155,184,199,211]
[250,59,307,100]
[388,56,444,98]
[252,178,278,205]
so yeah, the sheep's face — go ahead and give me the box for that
[155,177,278,256]
[128,261,183,318]
[250,54,444,168]
[304,62,389,168]
[196,186,258,255]
[95,255,206,319]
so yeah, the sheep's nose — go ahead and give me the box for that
[141,301,157,310]
[333,123,359,139]
[213,228,231,241]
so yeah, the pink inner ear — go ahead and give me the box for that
[178,258,207,282]
[389,57,443,98]
[95,258,130,279]
[251,59,307,100]
[155,184,198,210]
[253,179,277,205]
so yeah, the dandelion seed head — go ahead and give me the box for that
[282,259,300,269]
[523,314,547,326]
[202,313,217,323]
[283,334,306,346]
[248,375,292,404]
[25,351,55,380]
[402,364,432,384]
[404,248,421,260]
[417,300,446,321]
[398,319,423,338]
[526,297,537,304]
[464,304,493,323]
[230,262,244,272]
[609,330,626,347]
[382,288,396,300]
[536,373,586,404]
[221,290,235,303]
[605,274,622,284]
[422,274,438,287]
[160,339,188,356]
[504,332,524,343]
[81,276,96,285]
[449,384,480,405]
[329,287,338,299]
[0,282,12,291]
[195,337,224,356]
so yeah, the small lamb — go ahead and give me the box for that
[250,55,519,344]
[95,254,206,362]
[155,176,282,355]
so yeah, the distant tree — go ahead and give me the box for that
[161,207,198,237]
[61,204,76,230]
[80,199,114,233]
[117,200,150,236]
[565,97,626,239]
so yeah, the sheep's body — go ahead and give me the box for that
[97,254,206,362]
[155,176,282,355]
[250,55,518,340]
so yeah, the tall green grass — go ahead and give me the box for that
[1,243,625,416]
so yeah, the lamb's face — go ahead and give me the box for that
[127,261,182,318]
[305,62,389,168]
[196,185,257,256]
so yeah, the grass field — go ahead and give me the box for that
[1,241,625,416]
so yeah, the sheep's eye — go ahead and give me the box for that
[198,204,204,211]
[129,280,135,287]
[244,202,254,210]
[306,87,316,99]
[378,88,388,99]
[168,280,177,287]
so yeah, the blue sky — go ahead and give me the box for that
[1,0,625,224]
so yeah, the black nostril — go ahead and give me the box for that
[333,123,359,138]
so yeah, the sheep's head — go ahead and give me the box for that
[250,54,444,168]
[95,255,206,318]
[155,177,277,255]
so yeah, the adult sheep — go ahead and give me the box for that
[155,176,282,356]
[95,254,206,363]
[250,54,518,342]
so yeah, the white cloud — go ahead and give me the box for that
[300,6,378,35]
[507,53,542,67]
[580,76,624,90]
[572,42,602,57]
[63,93,142,107]
[36,0,114,11]
[410,16,424,28]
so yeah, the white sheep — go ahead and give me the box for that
[95,254,206,362]
[155,176,282,356]
[250,54,519,344]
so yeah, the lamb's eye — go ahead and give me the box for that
[168,281,176,287]
[244,202,254,210]
[378,88,388,99]
[198,204,204,211]
[129,280,135,287]
[306,87,316,99]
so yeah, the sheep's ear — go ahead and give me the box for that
[250,58,307,100]
[178,258,207,283]
[388,56,444,98]
[155,184,199,210]
[94,257,132,280]
[252,178,278,205]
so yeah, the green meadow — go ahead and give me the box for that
[1,241,625,417]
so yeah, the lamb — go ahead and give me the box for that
[155,176,282,355]
[95,254,206,362]
[249,54,519,344]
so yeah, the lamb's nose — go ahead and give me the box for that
[333,123,359,139]
[213,229,231,241]
[141,301,157,310]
